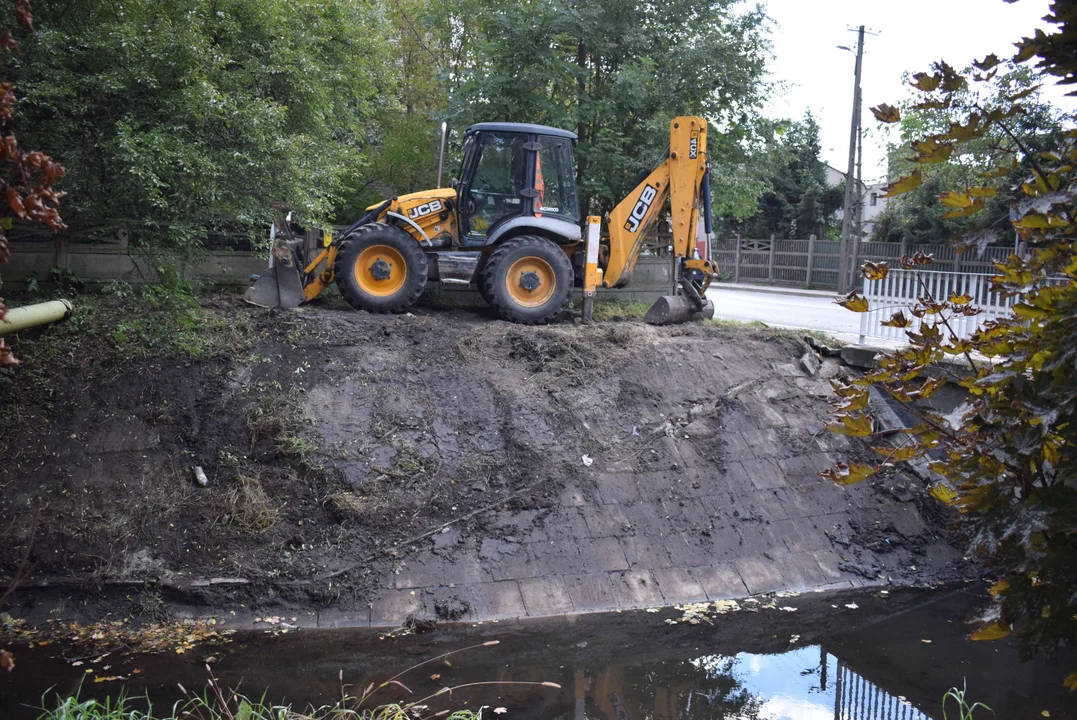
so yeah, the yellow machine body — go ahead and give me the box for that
[247,116,719,324]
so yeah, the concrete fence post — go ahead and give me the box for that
[768,233,776,283]
[806,234,816,287]
[954,249,962,274]
[53,232,68,272]
[734,234,742,283]
[899,236,908,260]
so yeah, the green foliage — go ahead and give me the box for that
[872,64,1068,246]
[441,0,773,219]
[8,281,258,366]
[5,0,393,257]
[732,112,843,239]
[828,1,1077,679]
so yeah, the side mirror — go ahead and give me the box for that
[451,177,460,190]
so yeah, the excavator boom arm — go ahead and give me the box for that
[603,117,711,288]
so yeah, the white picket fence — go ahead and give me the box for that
[858,269,1015,344]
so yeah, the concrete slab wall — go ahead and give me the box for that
[3,242,675,296]
[4,241,265,290]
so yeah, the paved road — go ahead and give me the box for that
[706,285,862,341]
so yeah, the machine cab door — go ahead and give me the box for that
[457,130,531,245]
[456,127,579,247]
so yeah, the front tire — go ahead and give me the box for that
[334,222,427,313]
[482,235,572,325]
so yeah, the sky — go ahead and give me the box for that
[759,0,1068,183]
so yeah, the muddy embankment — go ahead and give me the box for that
[0,298,974,626]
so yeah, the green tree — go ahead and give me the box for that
[4,0,392,256]
[870,64,1068,246]
[733,112,843,239]
[827,1,1077,686]
[444,0,774,221]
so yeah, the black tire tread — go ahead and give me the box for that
[333,222,428,313]
[481,235,572,325]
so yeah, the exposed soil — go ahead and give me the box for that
[0,296,968,623]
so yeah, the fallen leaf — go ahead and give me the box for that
[494,709,508,715]
[0,649,12,672]
[845,603,859,610]
[921,639,932,644]
[970,621,1012,641]
[430,673,441,680]
[779,606,797,612]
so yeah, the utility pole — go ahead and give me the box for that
[855,124,864,251]
[839,25,865,294]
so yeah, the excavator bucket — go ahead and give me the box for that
[244,245,306,309]
[644,278,715,325]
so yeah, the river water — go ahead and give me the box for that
[1,587,1072,719]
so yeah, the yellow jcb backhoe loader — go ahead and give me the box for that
[246,116,718,325]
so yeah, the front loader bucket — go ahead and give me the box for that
[244,247,306,309]
[644,277,715,325]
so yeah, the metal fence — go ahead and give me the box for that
[857,269,1015,344]
[712,236,1016,291]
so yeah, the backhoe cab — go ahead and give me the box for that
[246,117,718,325]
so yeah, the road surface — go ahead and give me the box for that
[705,285,863,341]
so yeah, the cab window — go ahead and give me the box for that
[466,132,528,236]
[536,137,579,222]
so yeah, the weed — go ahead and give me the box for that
[220,474,280,534]
[137,591,168,623]
[942,685,992,720]
[47,266,85,295]
[37,641,559,720]
[101,280,134,299]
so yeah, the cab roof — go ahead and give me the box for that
[464,122,578,142]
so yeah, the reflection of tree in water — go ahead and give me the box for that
[586,656,763,720]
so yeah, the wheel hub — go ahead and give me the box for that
[519,271,541,292]
[370,258,392,281]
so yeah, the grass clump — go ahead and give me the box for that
[572,297,651,320]
[219,474,280,534]
[245,387,315,461]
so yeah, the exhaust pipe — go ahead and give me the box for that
[436,121,448,189]
[0,299,74,336]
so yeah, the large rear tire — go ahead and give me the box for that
[482,235,572,325]
[334,222,428,313]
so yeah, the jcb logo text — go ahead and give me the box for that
[408,199,443,220]
[624,185,657,233]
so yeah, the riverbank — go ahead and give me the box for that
[1,293,972,630]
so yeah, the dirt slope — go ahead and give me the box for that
[0,298,968,622]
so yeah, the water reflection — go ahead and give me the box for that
[1,589,1071,720]
[553,647,929,720]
